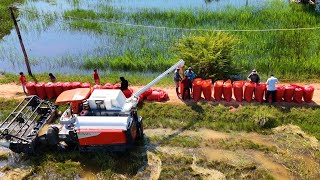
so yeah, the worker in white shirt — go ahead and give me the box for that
[265,74,279,103]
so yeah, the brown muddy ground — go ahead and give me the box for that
[141,125,320,179]
[0,126,319,179]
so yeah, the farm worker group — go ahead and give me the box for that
[247,69,278,103]
[18,69,130,95]
[19,72,56,94]
[174,67,195,100]
[174,67,278,103]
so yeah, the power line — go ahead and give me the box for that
[13,6,320,52]
[17,7,320,33]
[18,7,184,45]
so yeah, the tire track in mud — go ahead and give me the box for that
[191,155,226,180]
[147,151,162,180]
[251,151,291,180]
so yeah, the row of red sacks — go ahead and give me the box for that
[181,78,314,103]
[26,82,127,99]
[26,82,169,102]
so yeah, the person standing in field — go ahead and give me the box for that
[48,73,56,82]
[120,77,128,90]
[265,74,279,103]
[184,67,195,92]
[174,67,182,97]
[19,72,27,94]
[93,69,100,85]
[181,75,191,100]
[247,69,260,83]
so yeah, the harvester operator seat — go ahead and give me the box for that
[95,100,105,115]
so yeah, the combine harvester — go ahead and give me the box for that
[0,60,184,154]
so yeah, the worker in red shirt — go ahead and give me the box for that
[19,72,27,94]
[93,69,100,85]
[181,75,191,100]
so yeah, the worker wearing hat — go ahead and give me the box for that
[184,67,196,92]
[247,69,260,83]
[174,67,182,97]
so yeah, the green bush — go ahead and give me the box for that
[174,32,240,80]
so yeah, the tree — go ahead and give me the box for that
[174,32,238,80]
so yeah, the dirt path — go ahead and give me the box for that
[0,83,26,99]
[0,83,319,106]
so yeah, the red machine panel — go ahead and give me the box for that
[77,129,127,146]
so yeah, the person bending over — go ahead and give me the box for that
[120,77,128,90]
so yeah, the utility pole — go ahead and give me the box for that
[9,6,32,76]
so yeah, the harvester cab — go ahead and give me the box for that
[0,60,184,153]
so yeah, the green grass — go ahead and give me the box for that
[196,158,274,179]
[217,139,277,152]
[27,150,146,179]
[83,49,176,71]
[64,7,122,20]
[158,153,201,179]
[0,0,24,39]
[149,135,201,148]
[159,153,274,179]
[139,103,320,140]
[60,1,320,80]
[0,98,20,121]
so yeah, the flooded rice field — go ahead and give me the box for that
[0,0,281,74]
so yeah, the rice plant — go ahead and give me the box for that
[60,1,320,79]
